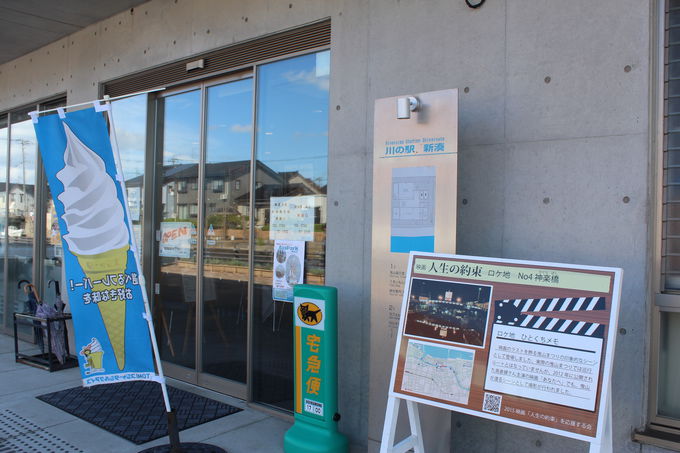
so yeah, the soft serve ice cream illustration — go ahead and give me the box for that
[80,337,105,374]
[57,123,130,370]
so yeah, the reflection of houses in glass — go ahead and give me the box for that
[0,182,35,237]
[127,160,327,230]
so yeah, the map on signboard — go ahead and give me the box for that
[402,340,474,405]
[390,166,435,253]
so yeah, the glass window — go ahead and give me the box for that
[111,94,147,262]
[252,50,329,410]
[659,311,680,418]
[657,0,680,425]
[39,99,67,310]
[7,109,37,328]
[664,2,680,290]
[0,116,7,327]
[43,181,62,309]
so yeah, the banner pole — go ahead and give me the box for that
[29,88,165,117]
[104,97,181,451]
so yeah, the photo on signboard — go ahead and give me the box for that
[404,278,492,347]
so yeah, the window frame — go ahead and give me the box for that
[651,0,680,433]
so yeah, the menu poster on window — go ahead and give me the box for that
[269,196,315,241]
[159,221,192,258]
[273,240,305,303]
[388,252,622,442]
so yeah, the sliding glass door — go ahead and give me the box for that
[151,50,329,409]
[201,78,253,385]
[155,88,202,376]
[154,75,253,395]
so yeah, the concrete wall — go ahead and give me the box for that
[363,1,652,452]
[0,0,662,452]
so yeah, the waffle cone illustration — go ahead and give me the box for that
[75,245,130,370]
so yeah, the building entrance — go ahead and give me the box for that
[153,75,253,398]
[148,50,330,409]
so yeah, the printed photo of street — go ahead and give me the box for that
[404,278,492,347]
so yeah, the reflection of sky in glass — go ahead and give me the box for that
[9,120,37,185]
[256,50,329,187]
[164,90,201,165]
[0,126,6,184]
[206,78,252,164]
[112,94,147,180]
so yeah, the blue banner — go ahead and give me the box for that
[33,107,156,386]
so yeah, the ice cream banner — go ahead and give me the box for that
[32,107,156,387]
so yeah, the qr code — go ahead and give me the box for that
[482,392,502,414]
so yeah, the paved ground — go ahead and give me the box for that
[0,333,291,453]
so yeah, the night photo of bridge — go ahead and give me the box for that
[404,278,492,347]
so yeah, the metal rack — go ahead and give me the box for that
[13,312,78,371]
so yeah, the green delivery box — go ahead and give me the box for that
[284,285,348,453]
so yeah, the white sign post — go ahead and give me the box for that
[369,89,459,453]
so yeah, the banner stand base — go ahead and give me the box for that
[167,409,182,452]
[379,395,425,453]
[137,443,227,453]
[137,409,229,453]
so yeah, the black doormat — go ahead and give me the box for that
[37,381,242,445]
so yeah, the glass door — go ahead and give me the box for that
[201,78,253,388]
[154,88,202,377]
[154,75,252,396]
[151,51,328,407]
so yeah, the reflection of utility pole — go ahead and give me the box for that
[9,138,31,216]
[20,139,26,216]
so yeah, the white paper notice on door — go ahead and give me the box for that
[269,196,315,241]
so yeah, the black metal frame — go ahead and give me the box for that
[13,312,78,371]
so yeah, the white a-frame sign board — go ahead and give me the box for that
[380,252,622,453]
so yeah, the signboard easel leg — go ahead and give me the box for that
[380,396,425,453]
[589,390,613,453]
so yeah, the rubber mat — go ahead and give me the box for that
[37,381,242,445]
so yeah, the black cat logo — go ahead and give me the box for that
[298,302,322,326]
